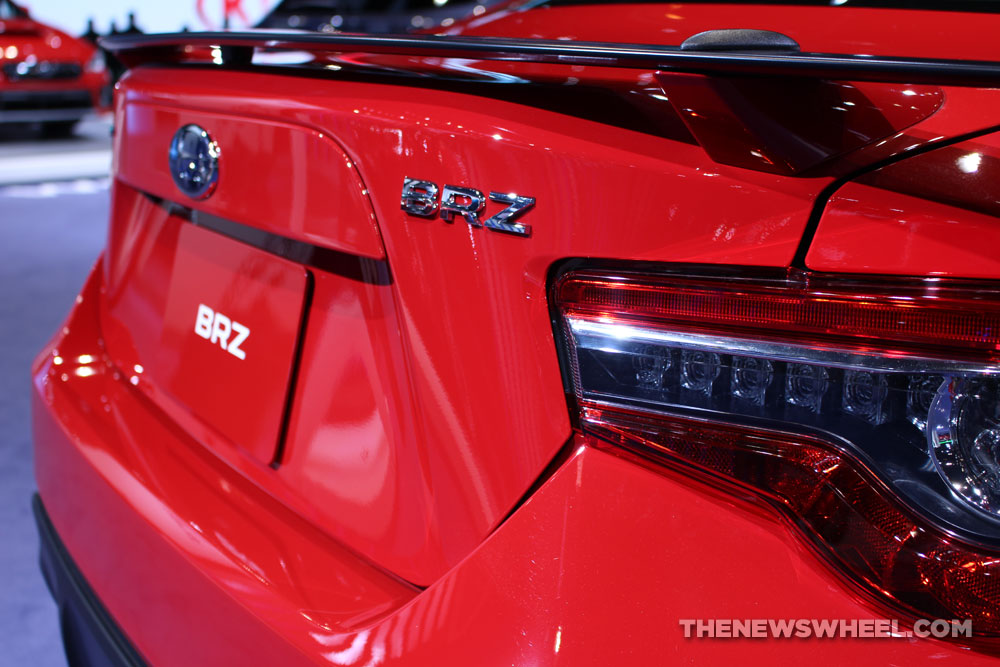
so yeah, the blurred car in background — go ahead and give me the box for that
[256,0,488,34]
[0,0,107,136]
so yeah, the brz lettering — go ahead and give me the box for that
[194,303,250,360]
[401,178,535,237]
[440,184,486,227]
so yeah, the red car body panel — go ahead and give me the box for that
[31,1,1000,664]
[807,131,1000,279]
[0,8,107,118]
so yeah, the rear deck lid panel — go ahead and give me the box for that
[115,97,385,260]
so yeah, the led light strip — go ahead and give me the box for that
[566,317,998,375]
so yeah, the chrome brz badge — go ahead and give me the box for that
[401,178,535,237]
[169,124,220,200]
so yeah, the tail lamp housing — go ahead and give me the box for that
[552,266,1000,640]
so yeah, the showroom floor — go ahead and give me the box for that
[0,118,111,666]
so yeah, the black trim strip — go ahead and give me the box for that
[148,194,393,286]
[33,494,148,667]
[271,269,314,469]
[103,31,1000,86]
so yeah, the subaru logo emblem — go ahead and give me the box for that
[168,124,220,200]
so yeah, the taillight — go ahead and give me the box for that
[553,267,1000,640]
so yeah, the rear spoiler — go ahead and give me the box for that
[100,31,998,176]
[100,30,1000,87]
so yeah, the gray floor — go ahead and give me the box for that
[1,167,109,663]
[0,116,111,158]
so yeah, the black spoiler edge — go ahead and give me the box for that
[100,31,1000,87]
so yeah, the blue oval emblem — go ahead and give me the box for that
[168,124,220,200]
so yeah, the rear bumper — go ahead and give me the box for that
[33,258,416,665]
[34,494,145,667]
[33,258,1000,665]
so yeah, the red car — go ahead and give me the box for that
[31,1,1000,664]
[0,0,106,135]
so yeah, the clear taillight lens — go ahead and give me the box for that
[554,268,1000,639]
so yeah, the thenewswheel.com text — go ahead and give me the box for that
[679,618,972,640]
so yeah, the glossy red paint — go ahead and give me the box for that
[0,5,107,112]
[32,1,1000,663]
[808,130,1000,278]
[278,265,432,577]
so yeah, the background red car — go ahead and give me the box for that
[0,0,107,136]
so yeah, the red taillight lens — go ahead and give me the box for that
[559,272,1000,361]
[554,268,1000,640]
[584,407,1000,635]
